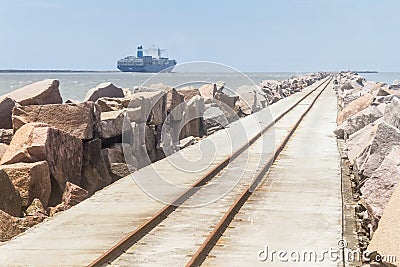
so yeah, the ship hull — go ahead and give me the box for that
[117,64,175,73]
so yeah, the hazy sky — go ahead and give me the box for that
[0,0,399,72]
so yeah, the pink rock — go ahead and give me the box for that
[6,79,62,106]
[62,182,88,206]
[0,161,51,209]
[0,123,83,194]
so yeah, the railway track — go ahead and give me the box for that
[89,76,334,267]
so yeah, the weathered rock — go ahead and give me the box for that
[346,119,381,164]
[6,79,62,106]
[103,143,132,165]
[100,110,127,139]
[334,106,383,139]
[367,177,400,263]
[25,198,47,216]
[203,106,229,135]
[341,80,363,91]
[360,146,400,228]
[95,97,126,112]
[182,95,205,137]
[214,92,239,110]
[235,85,267,114]
[128,91,166,125]
[389,80,400,90]
[0,161,51,209]
[356,121,400,179]
[0,129,13,145]
[0,210,45,241]
[131,122,160,167]
[12,102,100,140]
[49,203,70,217]
[62,182,88,206]
[337,93,374,124]
[199,81,225,99]
[84,82,124,102]
[109,163,135,181]
[0,97,16,129]
[0,170,22,217]
[166,88,185,121]
[80,139,112,195]
[0,143,9,159]
[179,88,200,102]
[383,97,400,129]
[0,123,83,193]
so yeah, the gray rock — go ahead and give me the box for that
[84,82,124,102]
[360,146,400,228]
[80,139,112,195]
[346,119,382,164]
[334,106,383,139]
[383,97,400,129]
[203,106,229,135]
[356,121,400,179]
[0,97,16,129]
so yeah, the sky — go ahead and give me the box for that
[0,0,399,72]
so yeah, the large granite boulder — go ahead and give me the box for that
[346,119,381,164]
[367,180,400,263]
[0,97,16,129]
[62,182,88,207]
[100,110,130,139]
[0,161,51,209]
[182,95,205,137]
[131,122,160,167]
[80,139,112,195]
[383,97,400,129]
[166,88,185,121]
[0,210,45,241]
[128,91,166,125]
[337,93,374,124]
[179,88,200,102]
[203,106,229,135]
[12,102,100,140]
[84,82,124,102]
[360,146,400,228]
[95,97,127,112]
[334,106,383,139]
[6,79,62,106]
[0,170,22,217]
[356,121,400,179]
[235,85,267,114]
[199,81,225,100]
[0,123,83,193]
[109,163,135,182]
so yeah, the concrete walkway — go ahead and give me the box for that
[203,82,342,266]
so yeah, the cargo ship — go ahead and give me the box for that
[117,46,177,73]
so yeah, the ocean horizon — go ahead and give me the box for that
[1,71,399,102]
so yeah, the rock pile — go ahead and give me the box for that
[0,73,326,241]
[334,72,400,262]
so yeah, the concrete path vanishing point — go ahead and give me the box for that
[203,82,343,266]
